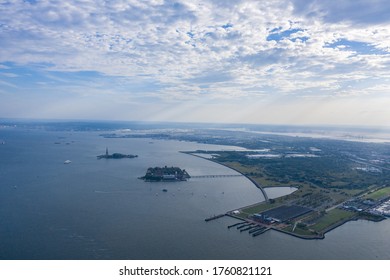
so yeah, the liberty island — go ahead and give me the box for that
[97,147,138,159]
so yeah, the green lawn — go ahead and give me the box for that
[309,209,356,232]
[363,187,390,200]
[282,224,316,236]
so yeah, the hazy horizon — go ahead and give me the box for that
[1,1,390,126]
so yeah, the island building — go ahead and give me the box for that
[140,166,190,181]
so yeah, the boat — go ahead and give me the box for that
[162,189,168,192]
[64,160,72,164]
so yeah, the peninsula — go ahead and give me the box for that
[186,150,390,239]
[97,148,138,159]
[139,166,190,181]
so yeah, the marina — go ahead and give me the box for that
[237,223,250,229]
[248,226,263,234]
[252,227,269,237]
[239,224,255,232]
[227,222,247,229]
[226,220,270,237]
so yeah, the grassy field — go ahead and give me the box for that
[282,224,318,236]
[223,160,362,212]
[309,209,357,232]
[363,187,390,200]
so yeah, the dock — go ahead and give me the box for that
[240,224,256,232]
[227,222,247,228]
[252,227,270,237]
[248,226,263,234]
[237,223,250,229]
[204,210,271,239]
[204,214,226,222]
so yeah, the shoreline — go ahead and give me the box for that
[181,151,388,241]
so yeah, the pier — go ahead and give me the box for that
[206,212,271,238]
[240,224,256,232]
[191,174,243,178]
[228,221,270,237]
[252,227,269,237]
[237,223,250,229]
[248,226,262,234]
[227,222,247,228]
[204,214,226,222]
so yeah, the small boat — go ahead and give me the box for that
[64,160,72,164]
[162,189,168,192]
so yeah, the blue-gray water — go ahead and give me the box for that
[1,128,390,259]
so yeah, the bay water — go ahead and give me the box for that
[1,128,390,259]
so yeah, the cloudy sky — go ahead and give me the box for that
[1,0,390,126]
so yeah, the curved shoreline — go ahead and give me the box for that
[182,152,386,241]
[181,151,269,202]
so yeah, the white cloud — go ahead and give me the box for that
[1,72,18,78]
[0,0,389,124]
[291,0,390,25]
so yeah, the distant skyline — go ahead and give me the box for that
[1,0,390,126]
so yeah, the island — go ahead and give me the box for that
[139,166,190,181]
[97,148,138,159]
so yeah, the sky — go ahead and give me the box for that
[0,0,390,126]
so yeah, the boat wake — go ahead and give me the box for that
[94,190,133,194]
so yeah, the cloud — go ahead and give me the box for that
[1,72,19,78]
[291,0,390,25]
[0,0,390,125]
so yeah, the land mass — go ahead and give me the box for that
[139,166,190,181]
[189,150,390,239]
[97,148,138,159]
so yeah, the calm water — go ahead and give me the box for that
[1,128,390,260]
